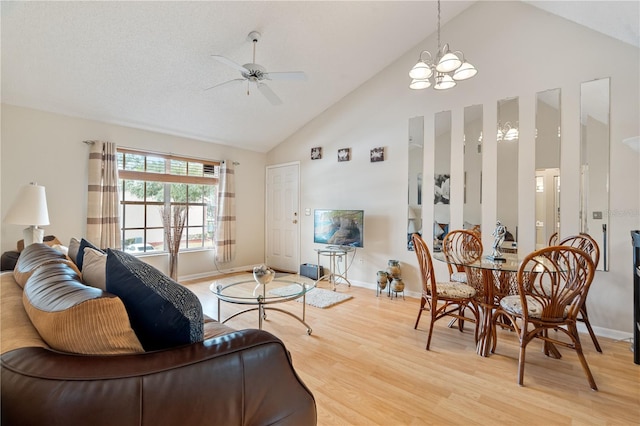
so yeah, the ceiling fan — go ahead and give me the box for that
[207,31,307,106]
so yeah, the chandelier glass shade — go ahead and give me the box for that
[409,0,477,91]
[497,122,519,141]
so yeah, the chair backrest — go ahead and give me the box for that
[411,234,436,294]
[548,232,559,246]
[558,233,600,267]
[517,245,595,322]
[442,229,483,273]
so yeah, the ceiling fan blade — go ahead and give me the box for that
[204,78,245,91]
[211,55,249,73]
[256,82,283,106]
[264,71,307,81]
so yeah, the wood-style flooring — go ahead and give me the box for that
[184,276,640,426]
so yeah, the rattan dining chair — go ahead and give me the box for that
[412,233,480,350]
[558,233,602,353]
[442,229,483,284]
[548,232,559,246]
[490,245,598,390]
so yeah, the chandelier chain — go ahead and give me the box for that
[437,0,441,54]
[407,0,477,90]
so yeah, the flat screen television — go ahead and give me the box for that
[313,209,364,248]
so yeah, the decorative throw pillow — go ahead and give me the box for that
[105,249,204,351]
[82,247,107,291]
[22,262,144,355]
[68,237,81,265]
[76,238,102,270]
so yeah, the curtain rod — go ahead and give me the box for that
[81,140,239,165]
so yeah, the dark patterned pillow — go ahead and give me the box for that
[105,249,204,351]
[76,238,102,270]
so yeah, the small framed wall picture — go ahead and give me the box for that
[311,147,322,160]
[337,148,351,162]
[370,147,384,162]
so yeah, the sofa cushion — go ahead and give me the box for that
[1,272,48,354]
[82,247,107,291]
[22,262,144,355]
[76,238,102,270]
[13,243,79,288]
[105,249,204,351]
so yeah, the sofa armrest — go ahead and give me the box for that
[1,329,317,426]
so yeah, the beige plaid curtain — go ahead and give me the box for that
[215,160,236,263]
[87,141,121,249]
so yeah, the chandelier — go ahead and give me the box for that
[409,0,477,90]
[497,122,519,141]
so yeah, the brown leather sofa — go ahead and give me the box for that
[1,243,316,425]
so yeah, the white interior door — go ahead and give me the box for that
[266,163,300,272]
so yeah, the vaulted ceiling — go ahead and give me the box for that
[2,1,638,153]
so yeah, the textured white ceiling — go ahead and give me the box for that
[2,1,638,153]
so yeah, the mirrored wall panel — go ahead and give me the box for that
[464,104,482,234]
[497,97,519,248]
[408,116,424,251]
[580,78,610,271]
[433,110,451,251]
[535,88,561,249]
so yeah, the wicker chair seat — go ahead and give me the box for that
[434,282,476,299]
[500,295,570,319]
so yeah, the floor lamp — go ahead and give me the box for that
[4,182,50,246]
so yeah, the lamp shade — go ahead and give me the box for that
[434,74,456,90]
[409,61,432,80]
[409,79,431,90]
[4,183,50,226]
[452,62,477,81]
[435,51,462,73]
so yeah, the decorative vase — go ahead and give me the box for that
[169,253,179,281]
[390,276,405,293]
[386,260,401,279]
[376,271,388,289]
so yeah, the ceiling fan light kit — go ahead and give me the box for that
[409,0,477,91]
[208,31,307,105]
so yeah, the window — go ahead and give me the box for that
[117,148,220,253]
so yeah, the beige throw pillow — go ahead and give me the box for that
[82,247,107,290]
[68,237,81,266]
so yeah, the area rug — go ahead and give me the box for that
[269,284,353,309]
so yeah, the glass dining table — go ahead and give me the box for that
[433,251,546,357]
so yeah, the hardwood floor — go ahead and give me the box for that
[184,276,640,426]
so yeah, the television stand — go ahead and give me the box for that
[315,246,354,291]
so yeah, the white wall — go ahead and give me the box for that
[267,1,640,335]
[1,105,267,279]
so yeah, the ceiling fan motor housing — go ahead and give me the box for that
[241,63,267,81]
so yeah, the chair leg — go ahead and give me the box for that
[426,314,436,350]
[580,305,603,353]
[414,297,426,329]
[517,327,528,386]
[569,324,598,391]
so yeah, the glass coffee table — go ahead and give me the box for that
[210,275,316,335]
